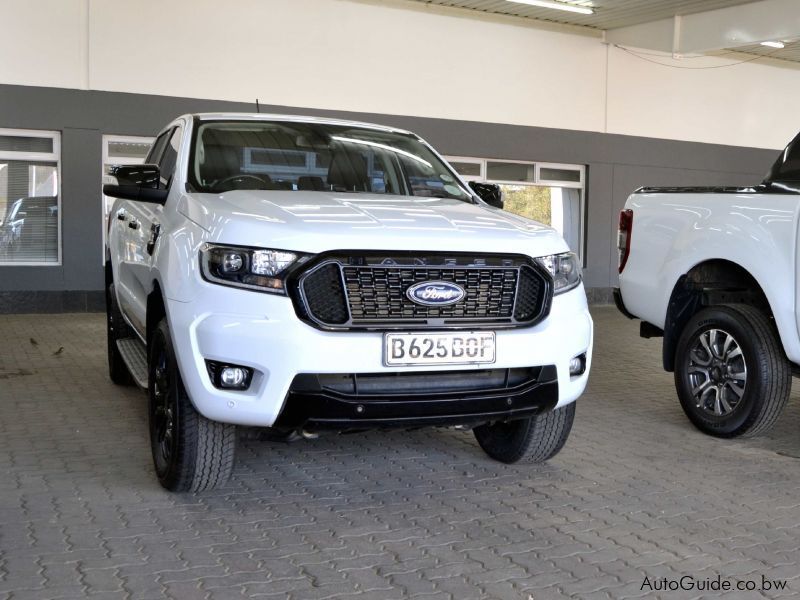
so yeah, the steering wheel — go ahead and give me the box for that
[212,174,270,192]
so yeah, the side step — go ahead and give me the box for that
[117,337,149,389]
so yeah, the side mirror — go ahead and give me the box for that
[468,181,504,209]
[103,164,168,204]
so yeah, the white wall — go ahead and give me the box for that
[87,0,606,134]
[2,0,799,149]
[0,0,87,89]
[606,45,800,151]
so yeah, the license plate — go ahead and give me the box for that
[383,332,496,367]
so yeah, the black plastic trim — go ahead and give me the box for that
[633,184,800,196]
[205,360,254,390]
[633,185,763,194]
[662,276,703,372]
[273,365,559,430]
[640,322,664,339]
[613,287,636,319]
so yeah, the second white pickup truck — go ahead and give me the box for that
[616,132,800,439]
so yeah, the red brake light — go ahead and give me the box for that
[618,209,633,273]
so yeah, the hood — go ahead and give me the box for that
[178,190,568,256]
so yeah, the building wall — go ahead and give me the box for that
[0,0,792,310]
[2,0,800,149]
[0,84,778,311]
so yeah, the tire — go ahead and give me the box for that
[106,282,133,386]
[474,402,575,464]
[149,319,237,492]
[674,304,790,438]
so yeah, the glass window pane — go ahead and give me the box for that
[449,161,481,177]
[500,184,582,257]
[0,160,58,263]
[107,141,151,160]
[500,184,551,225]
[550,187,582,254]
[487,161,534,183]
[539,167,581,183]
[0,135,53,154]
[250,149,306,167]
[29,165,58,197]
[157,126,182,188]
[771,136,800,181]
[191,122,470,200]
[145,131,170,164]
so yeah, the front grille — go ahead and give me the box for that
[514,266,543,321]
[344,266,517,321]
[302,263,349,325]
[293,252,552,330]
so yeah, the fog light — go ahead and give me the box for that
[569,354,586,376]
[221,367,246,388]
[205,360,253,390]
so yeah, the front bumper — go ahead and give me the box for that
[166,283,593,428]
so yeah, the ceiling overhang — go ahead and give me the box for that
[605,0,800,55]
[397,0,800,64]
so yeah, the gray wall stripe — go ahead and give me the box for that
[0,84,779,308]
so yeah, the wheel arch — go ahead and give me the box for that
[662,259,777,371]
[104,254,118,315]
[146,280,167,348]
[104,258,113,298]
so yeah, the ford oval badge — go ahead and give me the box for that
[406,281,466,306]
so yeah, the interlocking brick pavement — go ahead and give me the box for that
[1,308,800,599]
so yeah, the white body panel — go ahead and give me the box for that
[618,191,800,363]
[107,113,593,427]
[177,191,568,256]
[166,284,592,426]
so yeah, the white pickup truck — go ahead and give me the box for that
[103,113,593,491]
[616,134,800,439]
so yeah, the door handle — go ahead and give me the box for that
[128,219,140,230]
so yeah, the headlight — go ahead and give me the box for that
[536,252,581,295]
[200,244,305,294]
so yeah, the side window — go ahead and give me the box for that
[145,131,170,165]
[771,136,800,181]
[157,125,183,189]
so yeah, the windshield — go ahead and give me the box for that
[188,120,472,201]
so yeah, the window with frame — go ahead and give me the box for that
[102,134,155,260]
[767,133,800,182]
[0,129,61,265]
[157,126,183,189]
[445,156,585,259]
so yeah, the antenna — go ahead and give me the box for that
[255,98,261,113]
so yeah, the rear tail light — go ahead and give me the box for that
[618,209,633,273]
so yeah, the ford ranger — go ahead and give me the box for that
[616,132,800,439]
[104,114,593,491]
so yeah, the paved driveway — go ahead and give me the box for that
[1,307,799,599]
